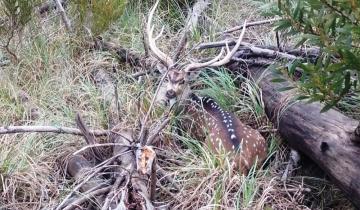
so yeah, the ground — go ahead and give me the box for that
[0,0,356,209]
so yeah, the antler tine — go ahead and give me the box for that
[184,48,225,72]
[147,0,174,67]
[184,20,247,72]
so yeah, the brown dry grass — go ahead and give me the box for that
[0,0,355,209]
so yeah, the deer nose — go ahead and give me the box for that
[166,90,176,99]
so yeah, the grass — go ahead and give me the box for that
[0,0,356,209]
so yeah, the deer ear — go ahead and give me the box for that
[156,62,168,74]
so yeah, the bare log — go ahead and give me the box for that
[242,66,360,208]
[0,125,109,136]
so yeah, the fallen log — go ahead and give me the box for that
[238,65,360,208]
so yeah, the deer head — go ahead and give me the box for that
[147,0,247,106]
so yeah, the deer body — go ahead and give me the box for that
[186,94,267,173]
[146,0,266,173]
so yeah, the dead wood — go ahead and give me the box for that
[59,152,130,210]
[62,186,111,210]
[54,0,72,31]
[173,0,210,61]
[93,37,147,68]
[217,17,282,35]
[38,0,67,15]
[350,123,360,142]
[237,65,360,208]
[0,125,109,136]
[64,155,110,209]
[197,40,300,60]
[75,113,105,162]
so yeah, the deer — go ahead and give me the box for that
[147,0,267,174]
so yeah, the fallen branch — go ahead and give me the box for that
[75,113,104,161]
[196,41,299,60]
[38,0,67,15]
[57,152,130,210]
[0,125,109,136]
[62,186,112,210]
[350,122,360,142]
[54,0,72,31]
[217,17,282,35]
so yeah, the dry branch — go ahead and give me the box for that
[38,0,67,15]
[62,186,112,210]
[54,0,72,31]
[196,41,299,60]
[350,123,360,142]
[0,125,109,136]
[217,17,282,35]
[75,113,104,161]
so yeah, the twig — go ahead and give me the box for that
[157,165,180,191]
[130,69,152,79]
[54,0,72,31]
[38,0,67,15]
[146,118,170,145]
[75,113,103,161]
[138,70,170,146]
[0,125,109,136]
[241,42,298,60]
[73,143,134,156]
[56,151,131,210]
[62,186,112,210]
[217,17,282,35]
[196,40,299,60]
[150,156,157,201]
[101,176,124,210]
[232,57,274,66]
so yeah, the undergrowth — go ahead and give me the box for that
[0,0,355,209]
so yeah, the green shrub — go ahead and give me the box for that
[261,0,360,111]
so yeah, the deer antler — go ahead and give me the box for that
[184,20,247,72]
[147,0,174,67]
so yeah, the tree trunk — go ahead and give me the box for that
[246,66,360,208]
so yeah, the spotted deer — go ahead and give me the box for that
[186,94,267,174]
[147,0,267,173]
[147,0,247,106]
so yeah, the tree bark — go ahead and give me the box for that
[245,66,360,208]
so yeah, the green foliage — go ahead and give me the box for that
[261,0,360,111]
[73,0,127,36]
[0,0,39,59]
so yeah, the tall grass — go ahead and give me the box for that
[0,0,355,209]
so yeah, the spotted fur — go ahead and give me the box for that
[187,93,267,174]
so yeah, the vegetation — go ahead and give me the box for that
[261,0,360,111]
[0,0,356,209]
